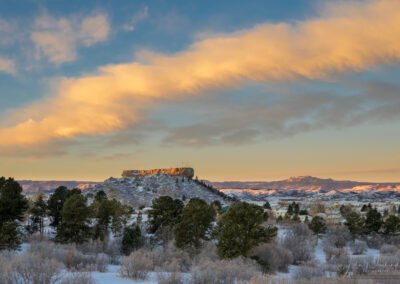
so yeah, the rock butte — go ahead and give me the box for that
[122,167,194,179]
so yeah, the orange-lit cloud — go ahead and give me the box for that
[1,0,400,148]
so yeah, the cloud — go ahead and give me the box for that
[123,6,148,31]
[1,0,400,150]
[31,13,110,64]
[0,18,20,46]
[0,57,16,75]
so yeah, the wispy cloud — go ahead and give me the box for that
[31,13,110,64]
[0,57,16,75]
[123,6,148,32]
[1,0,400,151]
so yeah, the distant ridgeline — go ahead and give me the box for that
[121,167,195,179]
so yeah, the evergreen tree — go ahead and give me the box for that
[299,209,308,215]
[365,208,382,234]
[94,199,114,240]
[0,178,28,250]
[345,211,364,238]
[361,204,368,212]
[47,186,68,228]
[174,198,215,250]
[121,225,143,255]
[0,178,28,224]
[94,190,107,203]
[211,200,222,214]
[340,205,353,217]
[294,202,300,214]
[27,193,47,235]
[148,196,184,233]
[263,201,271,210]
[0,221,20,250]
[287,203,293,215]
[110,200,132,237]
[56,194,91,243]
[308,216,327,236]
[383,215,400,235]
[216,202,277,259]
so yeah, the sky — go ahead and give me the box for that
[0,0,400,182]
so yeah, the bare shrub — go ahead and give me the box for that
[386,235,400,247]
[59,272,96,284]
[366,233,384,249]
[281,224,314,264]
[251,243,293,272]
[324,246,350,265]
[323,225,351,249]
[28,239,110,272]
[294,265,325,280]
[120,249,154,280]
[237,275,290,284]
[189,257,261,284]
[194,241,219,262]
[380,244,398,255]
[0,252,64,284]
[350,241,367,255]
[156,257,183,284]
[146,242,192,272]
[349,256,376,275]
[157,272,183,284]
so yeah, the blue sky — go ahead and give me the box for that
[0,0,400,182]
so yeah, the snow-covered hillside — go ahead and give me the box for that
[83,175,233,207]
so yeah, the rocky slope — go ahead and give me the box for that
[83,175,234,207]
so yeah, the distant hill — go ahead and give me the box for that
[18,180,100,194]
[209,176,400,202]
[210,176,400,192]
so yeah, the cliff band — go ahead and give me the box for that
[122,167,194,179]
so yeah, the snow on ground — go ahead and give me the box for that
[314,240,326,263]
[64,266,158,284]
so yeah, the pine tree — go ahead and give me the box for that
[287,204,293,215]
[0,221,21,250]
[0,178,28,224]
[216,202,277,259]
[121,225,143,255]
[94,190,107,203]
[94,199,114,241]
[308,216,327,236]
[56,194,91,244]
[174,198,215,250]
[27,193,47,235]
[365,208,382,234]
[383,215,400,235]
[294,202,300,214]
[47,186,68,228]
[263,201,271,210]
[148,196,184,233]
[0,178,28,250]
[345,211,364,238]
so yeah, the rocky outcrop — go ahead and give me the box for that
[122,167,194,179]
